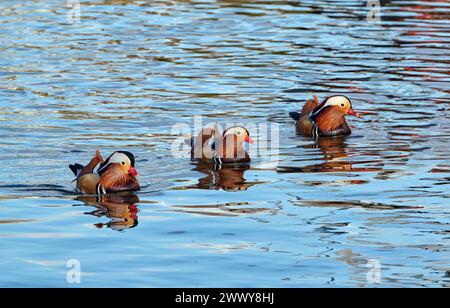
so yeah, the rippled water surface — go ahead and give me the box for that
[1,0,450,287]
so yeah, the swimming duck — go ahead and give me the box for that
[213,126,254,164]
[69,150,140,195]
[188,125,254,164]
[289,95,361,138]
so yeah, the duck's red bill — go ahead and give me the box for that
[245,136,255,144]
[347,108,361,117]
[128,167,138,177]
[128,205,139,219]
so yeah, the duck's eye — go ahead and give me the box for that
[341,103,345,107]
[121,161,126,166]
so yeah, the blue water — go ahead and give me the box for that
[0,0,450,287]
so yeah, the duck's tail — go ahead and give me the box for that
[69,163,84,177]
[289,111,301,121]
[183,134,194,148]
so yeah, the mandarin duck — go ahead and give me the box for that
[69,150,140,195]
[289,95,361,138]
[188,125,254,164]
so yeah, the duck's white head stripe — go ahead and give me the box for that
[223,126,249,137]
[97,152,132,175]
[309,95,352,121]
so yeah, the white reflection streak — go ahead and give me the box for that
[67,0,81,25]
[367,0,381,24]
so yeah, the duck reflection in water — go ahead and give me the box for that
[76,193,140,231]
[308,137,354,173]
[190,162,254,192]
[279,136,382,174]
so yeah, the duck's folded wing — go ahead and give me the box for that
[290,96,319,122]
[301,96,319,117]
[76,173,100,194]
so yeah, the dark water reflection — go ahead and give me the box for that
[188,163,256,191]
[0,0,449,287]
[278,136,384,174]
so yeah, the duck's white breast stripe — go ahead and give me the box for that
[312,123,319,138]
[213,153,223,165]
[96,184,106,195]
